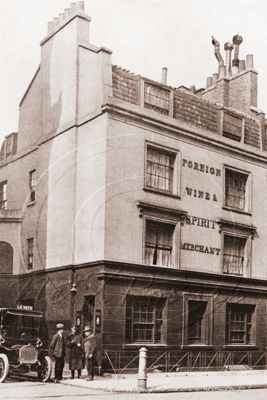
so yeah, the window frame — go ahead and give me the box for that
[223,165,251,214]
[225,303,256,345]
[137,202,186,270]
[27,238,34,270]
[218,219,255,278]
[183,293,213,347]
[29,170,36,203]
[144,142,180,197]
[0,180,7,210]
[125,295,166,344]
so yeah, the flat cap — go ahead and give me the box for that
[56,323,64,329]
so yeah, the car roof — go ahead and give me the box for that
[0,308,43,317]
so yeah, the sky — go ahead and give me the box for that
[1,0,267,145]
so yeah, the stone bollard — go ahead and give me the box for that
[138,347,147,389]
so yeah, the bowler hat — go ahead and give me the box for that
[83,326,91,332]
[56,323,64,329]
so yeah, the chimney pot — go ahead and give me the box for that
[47,21,53,33]
[52,17,59,28]
[190,85,195,94]
[64,8,70,18]
[246,54,254,69]
[70,3,76,13]
[212,73,218,85]
[219,65,226,79]
[59,13,64,24]
[206,77,212,89]
[239,60,246,72]
[77,1,84,10]
[161,67,167,85]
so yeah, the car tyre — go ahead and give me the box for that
[38,356,52,382]
[0,354,9,383]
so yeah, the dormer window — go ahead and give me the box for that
[222,112,244,142]
[144,83,170,115]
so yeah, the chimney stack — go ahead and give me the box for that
[161,67,167,85]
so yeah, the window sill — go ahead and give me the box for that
[182,345,214,349]
[223,345,257,350]
[27,201,36,207]
[124,344,168,349]
[222,206,251,216]
[143,187,181,200]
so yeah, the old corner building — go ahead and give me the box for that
[1,2,267,371]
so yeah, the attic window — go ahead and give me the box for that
[223,113,243,142]
[144,83,170,115]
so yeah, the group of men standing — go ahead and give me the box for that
[50,323,97,382]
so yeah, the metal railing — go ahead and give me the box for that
[102,350,267,374]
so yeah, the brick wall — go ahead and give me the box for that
[112,66,138,105]
[174,91,218,133]
[244,119,261,148]
[112,66,262,149]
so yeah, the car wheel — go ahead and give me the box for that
[0,354,9,383]
[38,356,52,382]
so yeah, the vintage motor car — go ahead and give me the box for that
[0,307,52,383]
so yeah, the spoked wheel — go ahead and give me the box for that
[0,354,9,383]
[37,356,52,382]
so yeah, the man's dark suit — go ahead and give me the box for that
[50,331,66,381]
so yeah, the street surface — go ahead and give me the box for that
[2,377,267,400]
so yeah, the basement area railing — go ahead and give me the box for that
[102,350,267,374]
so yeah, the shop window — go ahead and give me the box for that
[29,170,36,203]
[125,296,165,343]
[183,294,213,346]
[144,83,170,115]
[27,238,33,270]
[145,220,174,267]
[225,168,250,212]
[223,235,246,276]
[0,181,7,210]
[226,303,255,345]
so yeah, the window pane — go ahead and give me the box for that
[145,220,174,267]
[146,147,174,192]
[126,296,164,343]
[223,236,246,275]
[225,170,248,210]
[226,304,255,344]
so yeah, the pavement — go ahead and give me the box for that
[58,367,267,393]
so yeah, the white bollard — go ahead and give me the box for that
[138,347,147,389]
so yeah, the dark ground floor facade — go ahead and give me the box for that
[1,261,267,372]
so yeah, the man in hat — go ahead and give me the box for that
[50,323,66,383]
[83,326,97,381]
[67,325,83,379]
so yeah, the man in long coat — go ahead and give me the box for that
[67,325,83,379]
[83,326,97,381]
[50,323,66,382]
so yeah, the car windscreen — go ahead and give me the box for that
[2,312,40,341]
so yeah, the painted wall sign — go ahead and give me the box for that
[185,215,216,229]
[182,159,221,176]
[181,243,220,255]
[186,187,218,202]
